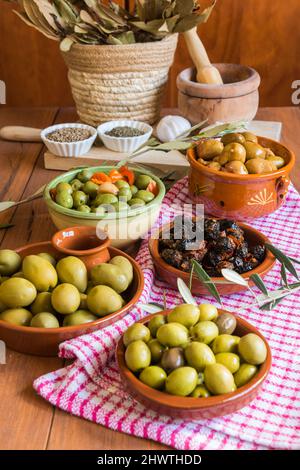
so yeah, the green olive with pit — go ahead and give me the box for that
[56,256,88,293]
[168,304,200,328]
[198,303,218,321]
[214,312,236,335]
[123,323,151,347]
[224,143,247,163]
[55,191,73,209]
[147,314,166,337]
[243,142,266,160]
[135,190,155,203]
[139,366,167,390]
[0,308,32,326]
[70,179,83,192]
[238,333,267,365]
[118,187,132,202]
[110,256,133,284]
[125,340,151,372]
[51,283,81,315]
[93,193,118,206]
[77,169,93,183]
[0,277,37,308]
[87,285,123,316]
[115,180,130,190]
[62,310,97,326]
[212,334,240,354]
[215,352,240,373]
[234,363,258,387]
[245,158,275,174]
[184,342,216,371]
[148,339,165,363]
[31,292,56,315]
[165,367,198,396]
[73,190,89,208]
[23,255,58,292]
[197,139,224,160]
[91,264,128,294]
[190,385,211,398]
[56,182,73,195]
[0,249,22,276]
[83,181,99,199]
[135,175,153,190]
[266,155,285,169]
[30,312,59,328]
[190,321,219,344]
[157,323,189,347]
[221,133,246,145]
[161,347,185,373]
[241,132,258,143]
[204,363,235,395]
[214,153,229,165]
[128,198,146,208]
[224,161,248,174]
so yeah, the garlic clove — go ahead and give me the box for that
[156,115,191,143]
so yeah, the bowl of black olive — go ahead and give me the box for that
[149,218,276,295]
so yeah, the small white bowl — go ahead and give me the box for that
[97,120,153,153]
[41,123,97,157]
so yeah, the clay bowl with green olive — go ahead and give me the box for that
[187,132,295,219]
[44,165,165,249]
[0,241,144,356]
[116,304,271,419]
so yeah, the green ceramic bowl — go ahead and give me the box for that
[44,166,166,248]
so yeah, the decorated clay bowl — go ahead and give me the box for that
[149,221,275,296]
[0,236,144,356]
[187,137,295,220]
[116,310,271,420]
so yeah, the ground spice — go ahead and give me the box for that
[46,127,92,142]
[105,126,145,138]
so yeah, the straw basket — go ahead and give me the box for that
[61,35,178,126]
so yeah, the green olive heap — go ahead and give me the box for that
[0,249,134,329]
[50,167,158,214]
[196,132,286,175]
[123,304,267,397]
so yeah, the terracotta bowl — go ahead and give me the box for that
[0,241,144,356]
[149,221,275,296]
[177,64,260,125]
[116,310,272,420]
[187,136,295,220]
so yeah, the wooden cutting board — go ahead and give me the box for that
[44,120,282,171]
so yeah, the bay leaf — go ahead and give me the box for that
[173,14,202,33]
[166,14,180,33]
[131,19,165,34]
[174,0,195,18]
[13,10,59,40]
[32,0,66,30]
[53,0,78,24]
[60,36,76,51]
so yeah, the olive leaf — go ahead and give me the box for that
[193,260,222,305]
[221,268,248,287]
[265,243,299,280]
[0,223,14,229]
[250,273,269,296]
[177,278,198,306]
[137,303,164,313]
[0,201,18,213]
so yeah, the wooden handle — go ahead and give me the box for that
[0,126,42,142]
[183,28,223,85]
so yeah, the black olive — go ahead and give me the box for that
[252,245,266,261]
[236,242,249,259]
[233,256,245,273]
[161,249,183,269]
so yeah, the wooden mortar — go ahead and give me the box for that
[177,64,261,125]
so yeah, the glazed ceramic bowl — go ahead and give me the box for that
[44,165,165,249]
[41,123,97,157]
[97,120,153,153]
[187,136,295,220]
[116,310,271,419]
[149,221,275,296]
[0,239,144,356]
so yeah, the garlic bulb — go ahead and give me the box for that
[156,115,191,143]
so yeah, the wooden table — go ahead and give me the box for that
[0,107,299,450]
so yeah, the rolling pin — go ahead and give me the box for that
[0,126,42,142]
[183,28,223,85]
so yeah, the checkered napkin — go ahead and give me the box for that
[34,178,300,450]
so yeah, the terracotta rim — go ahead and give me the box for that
[149,220,276,287]
[187,136,295,182]
[52,226,111,256]
[0,241,144,335]
[116,311,272,411]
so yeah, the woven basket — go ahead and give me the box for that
[61,35,178,126]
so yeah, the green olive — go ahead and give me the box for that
[190,385,211,398]
[167,304,200,328]
[204,363,235,395]
[234,363,258,387]
[215,352,240,373]
[224,143,247,163]
[91,264,129,294]
[224,161,248,174]
[56,182,73,194]
[215,312,237,335]
[77,169,93,183]
[245,158,275,174]
[30,312,59,328]
[130,185,138,196]
[79,293,88,310]
[11,272,24,278]
[56,191,73,209]
[238,333,267,365]
[197,139,224,160]
[110,256,133,284]
[221,133,246,145]
[0,308,32,326]
[70,179,83,192]
[118,187,132,202]
[264,148,275,158]
[190,321,219,344]
[123,323,151,347]
[266,155,285,169]
[198,304,218,321]
[115,180,130,190]
[87,285,123,316]
[135,190,155,203]
[93,193,118,206]
[77,205,91,213]
[23,255,58,292]
[215,153,229,165]
[165,367,198,396]
[156,323,189,347]
[139,366,167,390]
[0,298,7,313]
[0,249,22,276]
[212,334,240,354]
[31,292,56,315]
[83,181,99,199]
[243,142,266,160]
[73,190,89,208]
[63,310,97,326]
[148,314,166,337]
[128,198,146,208]
[57,256,88,293]
[51,283,81,315]
[241,132,258,143]
[135,175,153,190]
[206,161,221,170]
[184,342,216,371]
[148,339,165,363]
[125,340,151,372]
[0,277,37,308]
[161,347,185,373]
[37,253,57,267]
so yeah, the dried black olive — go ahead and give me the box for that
[252,245,265,261]
[161,249,183,269]
[214,237,236,256]
[204,219,220,241]
[233,257,245,273]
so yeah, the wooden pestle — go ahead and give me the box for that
[0,126,42,142]
[183,28,223,85]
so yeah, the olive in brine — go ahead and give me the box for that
[223,143,246,163]
[196,139,224,160]
[243,142,266,160]
[221,133,246,145]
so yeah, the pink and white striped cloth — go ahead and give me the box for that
[34,178,300,450]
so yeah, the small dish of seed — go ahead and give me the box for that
[41,123,97,158]
[46,127,92,143]
[105,126,146,138]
